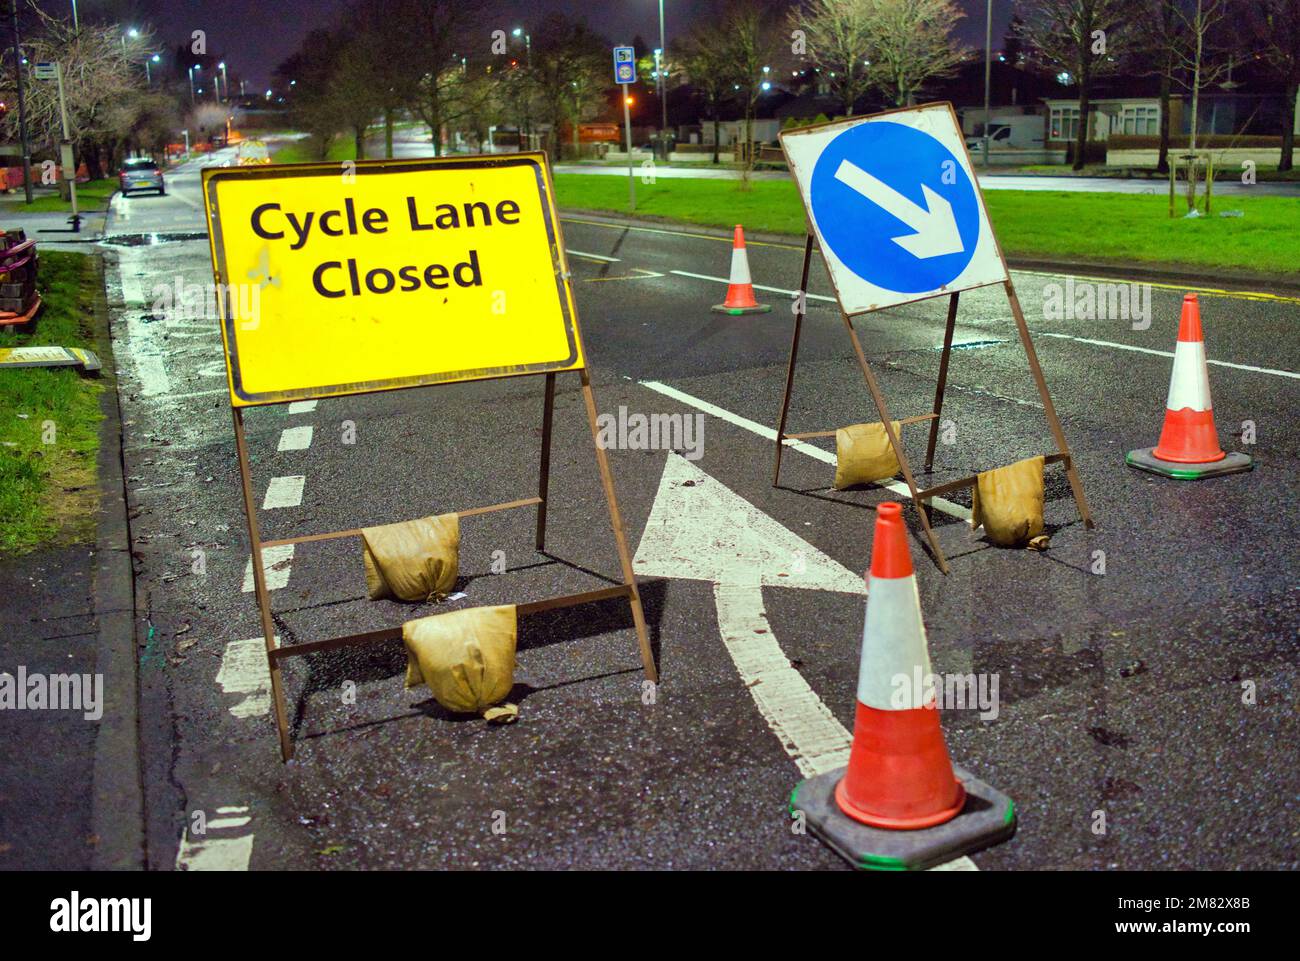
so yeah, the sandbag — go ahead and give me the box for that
[834,421,902,490]
[403,605,518,716]
[362,513,459,602]
[971,455,1045,547]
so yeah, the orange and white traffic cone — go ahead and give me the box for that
[711,225,771,315]
[1127,294,1252,480]
[788,502,1016,870]
[835,502,965,829]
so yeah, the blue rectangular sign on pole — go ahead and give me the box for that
[613,46,636,85]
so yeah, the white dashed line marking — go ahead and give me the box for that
[277,425,314,451]
[262,475,306,509]
[287,400,318,414]
[216,637,276,716]
[241,545,294,592]
[175,805,254,871]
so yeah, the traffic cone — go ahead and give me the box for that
[788,502,1016,870]
[834,502,965,829]
[711,225,771,315]
[1126,294,1252,480]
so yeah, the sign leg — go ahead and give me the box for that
[1004,281,1094,529]
[536,372,556,550]
[232,408,295,761]
[925,292,960,472]
[843,316,951,574]
[579,370,658,683]
[774,234,815,487]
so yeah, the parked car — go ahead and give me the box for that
[118,157,165,196]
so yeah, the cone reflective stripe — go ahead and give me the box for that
[1152,294,1225,464]
[711,225,771,314]
[834,502,965,830]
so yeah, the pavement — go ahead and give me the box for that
[67,143,1298,872]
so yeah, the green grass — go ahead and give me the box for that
[4,178,120,213]
[271,138,359,164]
[0,252,104,555]
[552,173,1300,275]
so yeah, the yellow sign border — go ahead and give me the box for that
[202,152,584,407]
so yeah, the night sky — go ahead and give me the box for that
[131,0,1014,89]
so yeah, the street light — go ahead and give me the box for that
[657,0,669,159]
[146,53,159,84]
[218,61,228,102]
[982,0,992,168]
[188,64,199,105]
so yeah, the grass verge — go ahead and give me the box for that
[272,139,360,164]
[0,251,104,555]
[553,173,1300,275]
[2,178,120,213]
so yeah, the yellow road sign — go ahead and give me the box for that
[202,153,584,406]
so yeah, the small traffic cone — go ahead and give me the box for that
[1127,294,1252,480]
[711,225,771,315]
[788,502,1016,870]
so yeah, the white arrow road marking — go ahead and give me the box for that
[633,452,977,870]
[833,160,964,260]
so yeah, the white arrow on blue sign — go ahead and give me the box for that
[612,46,636,85]
[782,104,1008,313]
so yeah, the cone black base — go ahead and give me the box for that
[791,765,1015,871]
[1126,447,1253,480]
[711,303,772,315]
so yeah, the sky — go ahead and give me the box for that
[121,0,1014,90]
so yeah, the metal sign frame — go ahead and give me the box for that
[773,102,1093,573]
[204,154,656,761]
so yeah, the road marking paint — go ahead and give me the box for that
[216,637,276,717]
[584,267,666,282]
[277,425,314,451]
[175,805,254,871]
[287,400,318,414]
[563,216,1299,305]
[116,250,172,396]
[638,380,972,521]
[564,248,620,262]
[242,545,294,592]
[634,454,976,871]
[671,269,838,303]
[1039,332,1300,380]
[263,475,306,509]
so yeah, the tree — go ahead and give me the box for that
[793,0,874,117]
[1016,0,1135,169]
[1248,0,1300,171]
[1169,0,1239,208]
[1131,0,1186,173]
[390,0,487,156]
[716,0,783,180]
[677,25,738,164]
[527,14,609,160]
[862,0,968,108]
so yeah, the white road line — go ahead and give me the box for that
[671,269,838,303]
[175,805,254,871]
[638,380,972,522]
[116,250,172,396]
[565,249,620,262]
[1039,332,1300,380]
[277,425,314,451]
[287,400,318,414]
[241,545,294,592]
[216,637,276,717]
[263,475,306,509]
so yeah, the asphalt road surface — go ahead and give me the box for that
[101,148,1299,870]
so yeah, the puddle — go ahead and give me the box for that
[101,232,208,246]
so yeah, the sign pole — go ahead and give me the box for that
[53,63,79,229]
[622,82,635,212]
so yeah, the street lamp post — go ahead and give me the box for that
[9,0,32,204]
[188,64,199,105]
[657,0,668,159]
[219,61,229,102]
[982,0,992,168]
[145,53,159,85]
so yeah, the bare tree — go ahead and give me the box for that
[1247,0,1300,172]
[527,14,609,161]
[1131,0,1186,173]
[677,19,739,164]
[793,0,874,117]
[863,0,968,108]
[716,0,784,181]
[1016,0,1135,169]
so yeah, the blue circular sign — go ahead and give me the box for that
[809,121,980,294]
